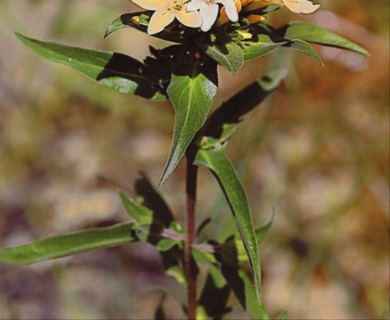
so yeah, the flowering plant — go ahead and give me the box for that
[0,1,368,319]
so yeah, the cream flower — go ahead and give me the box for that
[244,0,319,14]
[131,0,202,35]
[187,0,239,32]
[281,0,319,14]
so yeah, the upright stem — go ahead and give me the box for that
[185,159,198,320]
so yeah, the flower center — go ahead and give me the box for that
[170,0,183,10]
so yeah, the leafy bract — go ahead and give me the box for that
[161,56,218,184]
[105,11,190,44]
[0,223,136,265]
[16,33,166,100]
[277,21,369,56]
[196,35,245,74]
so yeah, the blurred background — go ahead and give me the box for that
[0,0,388,319]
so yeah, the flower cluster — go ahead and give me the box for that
[131,0,319,35]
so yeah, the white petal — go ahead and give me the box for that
[282,0,320,14]
[131,0,167,10]
[199,4,219,31]
[176,9,203,28]
[147,9,175,35]
[187,0,203,11]
[219,0,239,22]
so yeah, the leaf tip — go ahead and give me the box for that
[103,27,113,39]
[14,31,26,42]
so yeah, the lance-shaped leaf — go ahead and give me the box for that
[0,223,137,265]
[191,71,286,304]
[277,21,369,56]
[119,190,153,224]
[16,33,167,100]
[194,144,262,303]
[241,33,287,61]
[105,11,191,44]
[161,57,218,184]
[233,211,274,264]
[216,237,270,320]
[285,39,323,65]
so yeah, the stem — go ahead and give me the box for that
[185,159,198,320]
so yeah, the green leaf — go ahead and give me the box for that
[277,21,369,56]
[119,190,153,224]
[235,269,270,320]
[105,12,190,44]
[256,210,275,246]
[194,145,262,303]
[286,39,323,66]
[161,58,218,184]
[241,34,286,61]
[0,223,137,265]
[201,39,244,74]
[217,238,270,320]
[235,211,275,264]
[16,32,166,100]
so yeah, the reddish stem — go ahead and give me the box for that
[185,160,198,320]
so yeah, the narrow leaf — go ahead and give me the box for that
[278,21,369,56]
[119,190,153,224]
[235,269,270,320]
[235,211,275,264]
[0,223,136,265]
[16,32,166,100]
[217,239,270,319]
[286,39,323,65]
[241,34,286,61]
[194,146,262,303]
[256,210,275,246]
[161,58,218,184]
